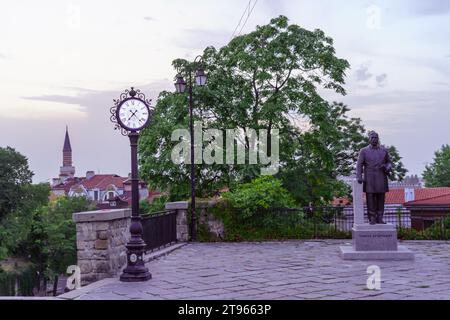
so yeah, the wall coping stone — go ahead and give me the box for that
[165,201,189,210]
[73,208,131,223]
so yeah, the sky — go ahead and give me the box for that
[0,0,449,183]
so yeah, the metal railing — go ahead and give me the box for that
[141,210,177,252]
[246,206,412,238]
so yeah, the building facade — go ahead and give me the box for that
[51,127,159,208]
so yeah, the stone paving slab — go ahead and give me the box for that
[59,240,450,300]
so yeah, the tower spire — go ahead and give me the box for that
[60,126,75,178]
[63,125,72,152]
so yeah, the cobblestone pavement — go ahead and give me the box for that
[62,240,450,300]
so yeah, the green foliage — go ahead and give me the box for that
[222,176,296,219]
[140,195,169,215]
[398,217,450,240]
[0,147,34,221]
[26,196,91,277]
[423,144,450,187]
[0,266,38,296]
[0,183,50,260]
[208,199,350,242]
[385,145,408,182]
[0,265,37,296]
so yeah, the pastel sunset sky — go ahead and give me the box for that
[0,0,449,182]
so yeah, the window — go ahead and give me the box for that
[108,192,115,200]
[94,190,99,201]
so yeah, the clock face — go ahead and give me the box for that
[116,98,150,131]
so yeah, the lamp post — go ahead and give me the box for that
[174,55,207,241]
[110,87,152,282]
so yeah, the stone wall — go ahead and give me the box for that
[164,200,225,241]
[73,205,193,285]
[197,200,225,240]
[165,201,189,242]
[73,209,131,285]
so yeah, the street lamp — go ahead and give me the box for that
[174,55,207,241]
[110,87,152,282]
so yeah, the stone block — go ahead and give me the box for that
[73,208,131,223]
[78,250,108,260]
[81,273,101,286]
[165,201,189,210]
[94,222,110,231]
[352,224,397,251]
[80,224,97,241]
[94,261,110,273]
[340,245,414,260]
[97,230,108,240]
[177,215,187,225]
[79,261,93,274]
[94,239,109,250]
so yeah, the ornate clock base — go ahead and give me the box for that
[120,245,152,282]
[120,268,152,282]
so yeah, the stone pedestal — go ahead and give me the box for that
[339,180,414,260]
[352,224,397,251]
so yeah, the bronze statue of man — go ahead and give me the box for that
[356,131,392,225]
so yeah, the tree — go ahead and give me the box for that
[222,176,296,219]
[139,15,407,205]
[0,183,50,259]
[0,147,34,221]
[27,196,92,277]
[423,144,450,187]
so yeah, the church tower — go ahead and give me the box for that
[59,126,75,179]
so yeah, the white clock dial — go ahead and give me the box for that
[117,98,149,130]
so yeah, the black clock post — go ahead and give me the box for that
[110,87,152,282]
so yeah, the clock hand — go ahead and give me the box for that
[128,110,138,121]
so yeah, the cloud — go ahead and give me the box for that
[21,80,172,119]
[376,73,387,87]
[8,81,172,183]
[143,16,156,22]
[409,0,450,16]
[341,88,450,175]
[355,64,373,82]
[22,94,84,106]
[0,53,7,59]
[172,28,231,51]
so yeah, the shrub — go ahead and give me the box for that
[222,176,296,220]
[140,195,169,215]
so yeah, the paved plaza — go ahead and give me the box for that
[59,240,450,300]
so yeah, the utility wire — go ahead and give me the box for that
[237,0,258,37]
[230,0,258,40]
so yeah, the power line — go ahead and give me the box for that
[237,0,258,37]
[230,0,258,40]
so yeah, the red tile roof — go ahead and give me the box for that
[80,174,127,190]
[332,187,450,206]
[385,187,450,205]
[405,193,450,206]
[52,177,84,193]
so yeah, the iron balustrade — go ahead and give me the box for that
[141,210,177,252]
[247,206,413,238]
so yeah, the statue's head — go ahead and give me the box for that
[369,131,379,147]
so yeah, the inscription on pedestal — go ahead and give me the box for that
[352,229,398,251]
